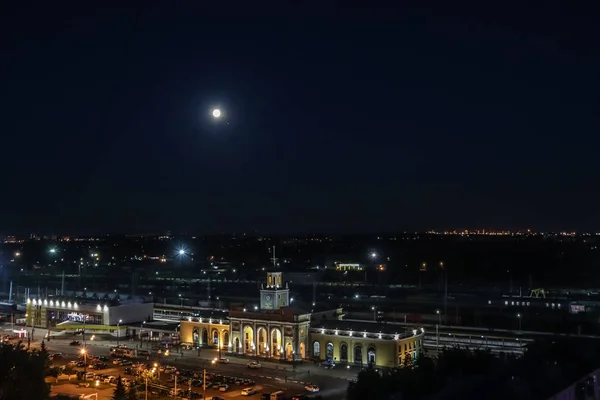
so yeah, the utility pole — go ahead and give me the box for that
[441,262,448,324]
[203,368,206,400]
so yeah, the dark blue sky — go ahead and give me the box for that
[1,3,599,235]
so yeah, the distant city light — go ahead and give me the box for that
[178,249,185,255]
[49,248,56,254]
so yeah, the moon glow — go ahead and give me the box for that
[212,109,221,118]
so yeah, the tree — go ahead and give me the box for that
[0,342,51,400]
[112,376,126,400]
[127,384,138,400]
[62,364,76,376]
[347,367,383,400]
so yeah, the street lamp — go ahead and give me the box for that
[117,319,122,345]
[81,348,87,375]
[371,306,376,322]
[436,310,441,347]
[140,321,146,347]
[145,368,156,400]
[517,313,522,332]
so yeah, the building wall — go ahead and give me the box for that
[309,332,424,368]
[107,303,153,325]
[180,320,230,349]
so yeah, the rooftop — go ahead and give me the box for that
[311,319,424,340]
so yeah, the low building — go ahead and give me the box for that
[25,297,153,334]
[309,320,424,368]
[180,272,424,368]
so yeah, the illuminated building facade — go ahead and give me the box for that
[181,272,423,368]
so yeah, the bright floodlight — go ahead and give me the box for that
[50,248,56,254]
[179,249,185,255]
[212,109,221,118]
[370,252,377,258]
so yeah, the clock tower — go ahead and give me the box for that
[260,272,290,310]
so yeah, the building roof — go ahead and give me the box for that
[311,319,423,339]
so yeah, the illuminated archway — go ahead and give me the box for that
[202,329,208,345]
[212,329,219,346]
[299,343,305,359]
[257,327,267,355]
[192,328,199,347]
[286,342,293,360]
[243,326,254,353]
[270,328,282,357]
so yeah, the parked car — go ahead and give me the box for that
[247,362,261,369]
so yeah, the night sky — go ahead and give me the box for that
[1,3,599,235]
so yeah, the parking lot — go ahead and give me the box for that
[47,343,326,399]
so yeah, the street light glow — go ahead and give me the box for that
[178,249,185,255]
[212,109,221,118]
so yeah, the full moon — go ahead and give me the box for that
[212,109,221,118]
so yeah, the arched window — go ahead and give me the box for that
[313,341,320,357]
[202,329,208,345]
[223,331,229,347]
[340,343,348,362]
[212,330,219,345]
[367,346,376,365]
[326,343,334,361]
[354,345,363,365]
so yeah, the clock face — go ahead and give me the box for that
[265,295,271,301]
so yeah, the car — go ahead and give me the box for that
[68,360,78,366]
[305,384,320,392]
[218,384,229,392]
[76,382,90,388]
[69,340,80,346]
[217,358,229,364]
[241,388,257,396]
[247,362,261,369]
